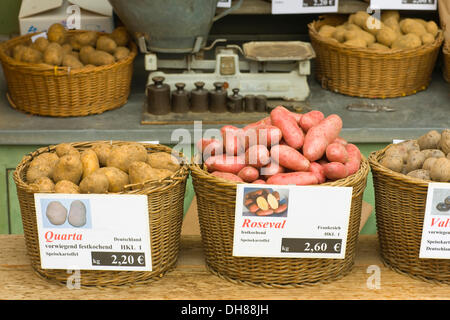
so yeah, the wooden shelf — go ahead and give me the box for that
[0,232,447,300]
[217,0,368,15]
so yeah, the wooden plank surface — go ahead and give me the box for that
[0,233,448,300]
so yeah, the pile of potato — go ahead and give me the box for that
[10,23,132,69]
[196,106,363,185]
[318,10,440,50]
[244,189,287,217]
[380,129,450,182]
[26,142,181,194]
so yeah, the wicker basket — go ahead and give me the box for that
[190,156,370,288]
[369,146,450,284]
[13,141,188,287]
[444,42,450,82]
[308,15,444,98]
[0,31,137,117]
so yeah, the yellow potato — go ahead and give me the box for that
[400,19,427,37]
[439,129,450,154]
[62,54,84,69]
[90,142,112,167]
[95,167,129,193]
[12,45,27,61]
[407,169,430,180]
[418,130,441,150]
[114,46,130,61]
[364,16,384,35]
[380,155,404,173]
[391,33,422,50]
[79,171,110,194]
[376,27,398,47]
[74,31,99,47]
[106,143,148,173]
[111,27,130,46]
[52,154,83,185]
[128,161,163,185]
[332,25,347,42]
[54,180,80,194]
[88,50,115,66]
[26,152,59,183]
[368,42,390,51]
[55,143,80,158]
[405,150,427,173]
[426,21,438,37]
[318,25,336,38]
[147,152,180,172]
[80,149,100,180]
[381,10,400,22]
[96,35,117,54]
[383,17,402,35]
[430,158,450,182]
[21,47,43,63]
[31,37,49,53]
[343,38,367,48]
[349,11,370,29]
[43,43,63,66]
[79,46,95,65]
[421,33,435,45]
[30,177,55,193]
[47,23,67,44]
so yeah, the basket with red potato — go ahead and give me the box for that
[196,106,362,185]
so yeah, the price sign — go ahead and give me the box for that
[419,183,450,259]
[272,0,339,14]
[34,194,152,271]
[233,185,352,259]
[370,0,436,10]
[217,0,232,8]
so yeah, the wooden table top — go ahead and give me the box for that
[0,234,448,300]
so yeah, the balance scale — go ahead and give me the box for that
[142,40,316,102]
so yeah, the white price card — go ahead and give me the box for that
[217,0,232,8]
[419,183,450,259]
[272,0,339,14]
[370,0,436,10]
[233,185,353,259]
[34,194,152,271]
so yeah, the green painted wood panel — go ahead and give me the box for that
[0,164,8,234]
[0,0,21,35]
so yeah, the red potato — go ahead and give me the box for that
[274,203,288,214]
[241,125,282,149]
[333,137,348,146]
[196,138,223,159]
[326,142,349,164]
[211,171,243,183]
[248,203,260,213]
[270,144,310,172]
[205,154,246,174]
[299,110,325,132]
[289,112,303,124]
[303,114,343,161]
[252,179,266,184]
[221,125,244,156]
[270,106,304,149]
[242,117,272,132]
[323,162,349,180]
[308,162,326,184]
[238,166,260,183]
[260,160,286,178]
[266,172,319,186]
[344,143,362,175]
[256,209,274,216]
[245,144,271,168]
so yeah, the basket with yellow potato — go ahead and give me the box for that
[13,141,189,286]
[308,12,444,98]
[0,24,137,117]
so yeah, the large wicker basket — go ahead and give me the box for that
[13,141,188,287]
[190,156,369,288]
[369,146,450,284]
[0,31,137,117]
[444,42,450,82]
[308,15,444,98]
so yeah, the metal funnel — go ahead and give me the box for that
[109,0,243,53]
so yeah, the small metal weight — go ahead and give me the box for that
[190,81,209,113]
[209,82,228,113]
[244,94,256,112]
[171,82,190,113]
[147,76,171,115]
[255,95,267,113]
[227,88,244,113]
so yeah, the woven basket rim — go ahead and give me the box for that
[368,143,433,188]
[0,30,138,75]
[308,19,444,57]
[189,154,370,192]
[13,141,189,196]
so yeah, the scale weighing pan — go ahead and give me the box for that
[243,41,316,62]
